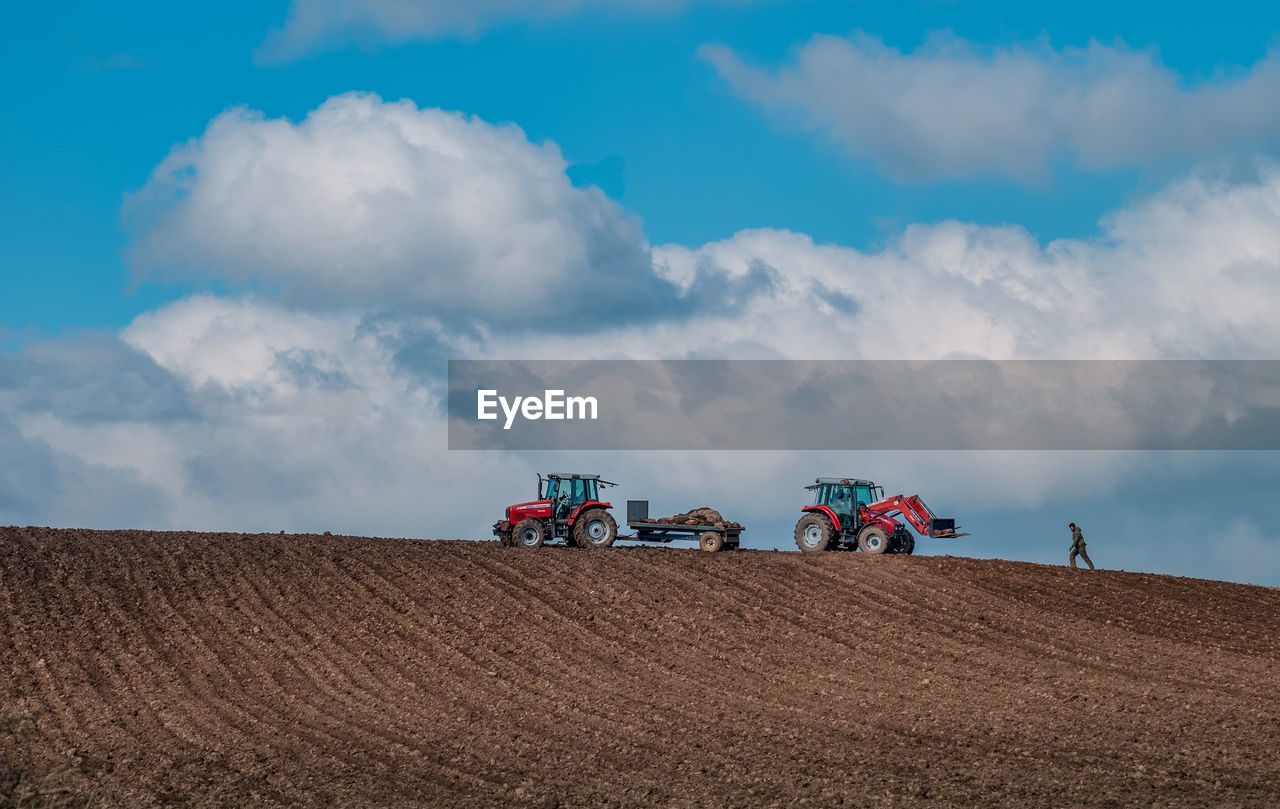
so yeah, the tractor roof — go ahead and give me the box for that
[548,473,600,480]
[811,477,878,487]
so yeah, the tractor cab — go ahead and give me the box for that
[541,473,605,523]
[807,478,882,529]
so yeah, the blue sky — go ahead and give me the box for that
[7,0,1280,335]
[3,0,1280,584]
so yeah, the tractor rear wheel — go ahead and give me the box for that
[857,526,890,555]
[512,518,546,549]
[574,510,618,548]
[794,513,834,552]
[699,531,725,553]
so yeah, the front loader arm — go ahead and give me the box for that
[864,495,967,538]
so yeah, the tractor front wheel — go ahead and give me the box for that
[794,513,834,552]
[892,533,915,555]
[574,510,618,549]
[699,531,725,553]
[512,518,546,549]
[857,526,890,555]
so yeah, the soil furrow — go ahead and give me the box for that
[4,528,1279,809]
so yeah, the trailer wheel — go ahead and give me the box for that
[512,518,546,549]
[574,510,617,548]
[794,513,834,552]
[699,531,725,553]
[857,526,890,555]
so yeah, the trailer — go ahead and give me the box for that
[493,475,745,552]
[623,500,743,552]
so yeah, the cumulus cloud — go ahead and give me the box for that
[13,93,1280,582]
[54,157,1280,535]
[125,93,680,331]
[0,302,1143,541]
[0,332,191,527]
[478,161,1280,363]
[700,32,1280,181]
[259,0,759,61]
[0,415,173,529]
[2,295,515,535]
[0,334,192,423]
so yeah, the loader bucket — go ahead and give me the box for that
[929,518,968,538]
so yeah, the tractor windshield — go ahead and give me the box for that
[854,484,879,508]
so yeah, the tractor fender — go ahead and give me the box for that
[801,505,843,532]
[568,500,613,523]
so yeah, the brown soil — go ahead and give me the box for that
[2,527,1278,808]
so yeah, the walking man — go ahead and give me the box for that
[1069,522,1094,570]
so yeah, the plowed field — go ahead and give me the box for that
[2,527,1278,807]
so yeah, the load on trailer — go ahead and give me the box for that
[794,477,966,555]
[493,473,618,549]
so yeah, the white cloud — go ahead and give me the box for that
[125,93,671,329]
[8,295,522,535]
[480,161,1280,362]
[259,0,760,61]
[122,294,373,393]
[700,32,1280,181]
[58,157,1280,535]
[112,103,1280,521]
[1,299,1143,538]
[11,95,1280,583]
[0,417,173,529]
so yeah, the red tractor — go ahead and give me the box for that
[794,477,965,555]
[492,473,618,549]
